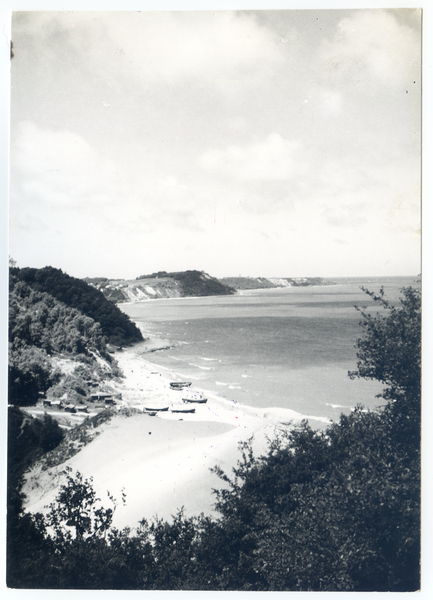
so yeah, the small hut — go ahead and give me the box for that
[89,392,113,402]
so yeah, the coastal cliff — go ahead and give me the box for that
[85,272,333,304]
[84,270,236,303]
[218,276,332,290]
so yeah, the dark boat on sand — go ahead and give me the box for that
[171,406,196,414]
[170,382,192,390]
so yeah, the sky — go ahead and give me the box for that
[8,7,422,280]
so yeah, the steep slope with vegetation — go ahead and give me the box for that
[86,272,332,303]
[12,266,143,346]
[8,270,124,407]
[86,270,236,303]
[137,270,237,297]
[7,286,420,591]
[6,265,132,585]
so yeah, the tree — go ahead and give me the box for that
[41,469,155,590]
[8,345,61,406]
[6,286,421,591]
[39,413,65,452]
[7,407,65,589]
[199,286,421,592]
[14,265,143,346]
[136,510,203,589]
[349,285,421,444]
[46,467,125,542]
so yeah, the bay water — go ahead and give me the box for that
[120,276,418,427]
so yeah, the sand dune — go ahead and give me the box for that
[22,348,315,530]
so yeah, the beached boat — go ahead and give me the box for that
[182,391,208,404]
[170,381,192,390]
[170,406,196,414]
[143,405,169,412]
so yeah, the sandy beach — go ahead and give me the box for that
[22,346,326,531]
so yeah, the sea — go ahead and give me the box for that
[119,276,419,427]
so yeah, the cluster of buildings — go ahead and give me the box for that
[41,391,120,414]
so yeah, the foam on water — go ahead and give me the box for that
[121,276,418,424]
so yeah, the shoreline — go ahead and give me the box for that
[126,323,332,425]
[115,332,331,426]
[19,278,416,532]
[118,282,337,305]
[22,341,324,531]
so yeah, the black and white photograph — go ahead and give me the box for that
[4,2,424,593]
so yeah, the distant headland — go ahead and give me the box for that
[84,270,334,303]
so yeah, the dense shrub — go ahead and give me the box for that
[8,345,61,406]
[9,275,107,354]
[8,271,124,406]
[7,286,421,591]
[12,266,143,346]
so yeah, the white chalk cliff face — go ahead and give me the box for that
[86,272,332,304]
[117,281,183,302]
[85,270,236,303]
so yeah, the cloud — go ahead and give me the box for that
[9,10,421,279]
[103,12,285,89]
[14,122,96,175]
[199,133,305,182]
[10,121,209,242]
[13,11,286,93]
[320,10,420,90]
[11,122,120,208]
[321,202,368,228]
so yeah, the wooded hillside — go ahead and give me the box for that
[8,266,134,407]
[136,270,236,297]
[12,266,143,346]
[7,286,421,591]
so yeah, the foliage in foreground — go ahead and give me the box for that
[7,286,420,591]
